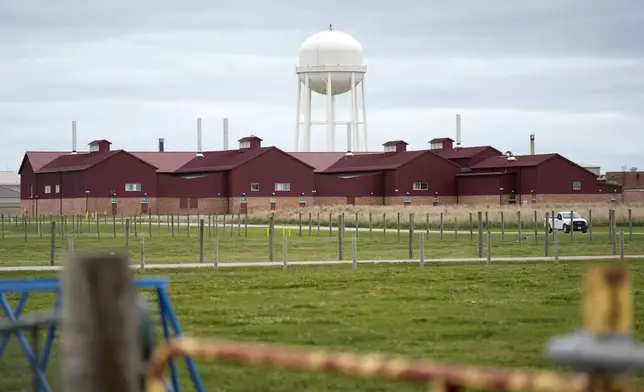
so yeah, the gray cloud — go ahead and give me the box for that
[1,0,643,173]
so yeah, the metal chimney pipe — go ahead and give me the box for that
[223,117,229,150]
[158,138,165,152]
[346,123,352,152]
[196,118,204,157]
[530,134,535,155]
[71,120,77,154]
[456,114,462,148]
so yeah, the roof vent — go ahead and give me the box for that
[504,150,517,162]
[345,150,353,157]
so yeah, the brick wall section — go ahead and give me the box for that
[229,197,302,213]
[156,197,228,214]
[21,197,159,216]
[385,196,458,206]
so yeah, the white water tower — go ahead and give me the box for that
[295,25,368,152]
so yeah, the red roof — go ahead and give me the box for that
[88,139,112,145]
[439,146,501,159]
[324,150,430,173]
[289,152,376,172]
[429,137,454,143]
[38,150,157,173]
[382,140,408,146]
[238,136,263,142]
[21,152,68,173]
[131,152,197,173]
[470,153,556,169]
[456,171,514,177]
[175,147,273,173]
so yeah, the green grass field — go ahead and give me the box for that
[0,219,642,266]
[1,261,643,391]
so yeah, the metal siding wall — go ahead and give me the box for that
[231,149,314,197]
[538,156,600,194]
[394,153,460,196]
[314,172,383,197]
[86,152,157,198]
[157,173,228,198]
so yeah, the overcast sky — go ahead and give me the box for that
[1,1,643,173]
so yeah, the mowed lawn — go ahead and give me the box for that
[1,261,644,391]
[0,219,643,266]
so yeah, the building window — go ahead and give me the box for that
[413,182,428,191]
[239,141,250,149]
[251,183,259,192]
[125,183,141,192]
[89,144,99,152]
[141,195,148,204]
[241,194,248,203]
[275,183,290,191]
[299,195,306,203]
[111,196,117,204]
[44,185,51,194]
[607,180,617,185]
[430,142,443,150]
[384,144,395,153]
[572,181,581,191]
[270,195,277,203]
[55,185,60,193]
[611,193,618,201]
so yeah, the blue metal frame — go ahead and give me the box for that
[0,277,204,392]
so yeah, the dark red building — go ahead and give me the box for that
[457,153,621,205]
[314,140,462,206]
[19,140,158,216]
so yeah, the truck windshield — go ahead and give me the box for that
[562,213,582,219]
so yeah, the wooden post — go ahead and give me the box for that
[352,233,357,270]
[501,211,505,241]
[23,215,27,242]
[317,212,320,236]
[408,213,414,259]
[628,208,632,241]
[419,233,424,268]
[282,235,288,270]
[469,212,473,241]
[338,214,345,261]
[199,219,205,264]
[397,212,401,242]
[171,214,175,237]
[268,214,275,262]
[612,209,617,256]
[439,212,444,241]
[308,212,312,236]
[589,209,593,243]
[134,215,138,239]
[244,213,248,237]
[148,213,152,237]
[60,252,140,392]
[517,210,522,242]
[383,212,387,239]
[354,212,359,237]
[554,227,559,263]
[237,212,241,236]
[328,212,332,236]
[545,212,550,257]
[213,228,219,272]
[208,214,211,238]
[299,212,303,237]
[570,209,574,242]
[426,212,430,240]
[533,210,538,244]
[113,214,116,238]
[49,222,56,266]
[477,211,483,258]
[97,214,101,241]
[369,212,372,232]
[620,228,625,263]
[125,219,130,255]
[140,237,145,271]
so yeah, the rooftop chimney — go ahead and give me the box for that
[456,114,462,148]
[530,134,535,155]
[223,117,229,150]
[71,120,77,155]
[158,138,165,152]
[196,117,204,157]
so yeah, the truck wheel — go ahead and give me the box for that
[582,228,587,233]
[563,224,570,233]
[548,226,553,233]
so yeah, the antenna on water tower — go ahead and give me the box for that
[295,25,368,152]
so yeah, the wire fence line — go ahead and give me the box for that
[0,209,639,267]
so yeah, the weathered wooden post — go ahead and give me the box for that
[352,233,357,270]
[534,210,538,244]
[298,212,303,237]
[125,218,130,255]
[308,212,312,236]
[500,211,505,241]
[628,208,633,241]
[50,221,56,266]
[60,252,140,392]
[268,214,275,262]
[397,212,401,242]
[408,213,414,259]
[469,212,473,241]
[589,209,593,243]
[419,232,424,268]
[199,219,205,264]
[338,214,345,261]
[439,212,444,241]
[477,211,483,258]
[570,209,574,242]
[545,212,550,257]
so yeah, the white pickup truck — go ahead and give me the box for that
[546,211,588,233]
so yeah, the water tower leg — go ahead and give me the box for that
[295,76,302,151]
[361,76,368,152]
[331,95,336,151]
[326,72,334,152]
[304,74,312,152]
[351,72,359,151]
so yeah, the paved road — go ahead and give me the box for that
[2,254,640,272]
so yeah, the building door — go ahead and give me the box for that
[111,202,117,216]
[141,195,149,214]
[240,203,248,214]
[346,196,356,205]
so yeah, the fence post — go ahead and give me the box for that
[589,209,593,243]
[469,212,473,241]
[199,219,205,264]
[140,237,145,271]
[477,211,483,258]
[308,212,312,236]
[60,252,140,392]
[369,212,372,232]
[49,221,56,266]
[408,213,414,259]
[397,212,401,242]
[1,214,3,240]
[383,213,387,239]
[419,232,424,268]
[426,212,430,240]
[501,211,505,241]
[268,214,275,262]
[620,228,625,263]
[533,210,538,244]
[570,209,574,242]
[628,208,632,241]
[487,227,492,265]
[439,212,444,241]
[554,227,559,263]
[282,235,288,270]
[317,212,320,236]
[171,214,175,237]
[354,212,359,237]
[517,210,521,242]
[213,226,219,272]
[298,212,302,237]
[23,215,27,242]
[545,212,550,257]
[338,214,345,261]
[352,233,357,270]
[329,212,333,236]
[245,213,248,237]
[612,209,617,256]
[125,219,130,255]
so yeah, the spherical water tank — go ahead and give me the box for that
[298,26,364,95]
